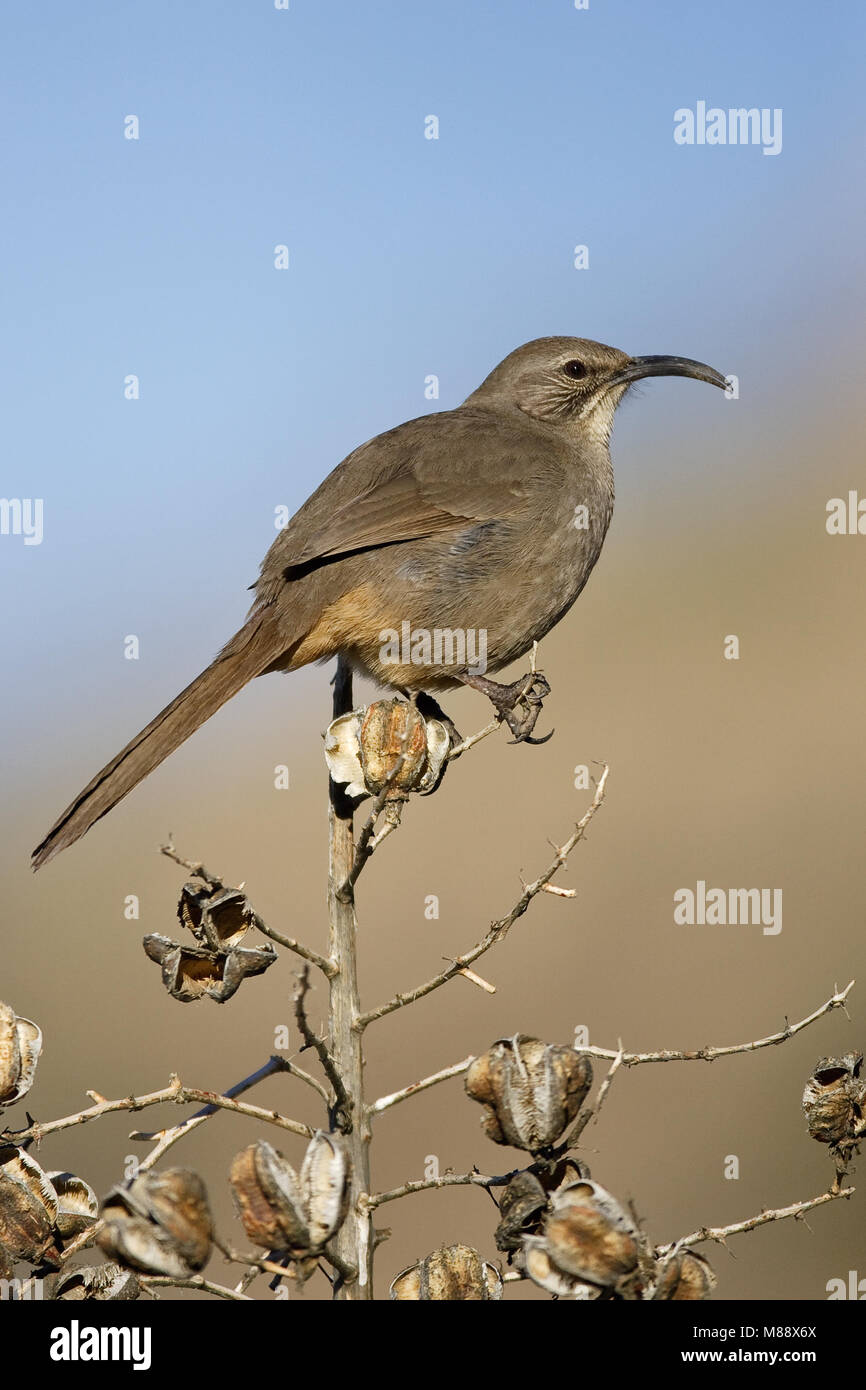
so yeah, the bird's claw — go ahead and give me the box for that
[491,672,551,743]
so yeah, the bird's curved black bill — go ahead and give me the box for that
[609,355,728,391]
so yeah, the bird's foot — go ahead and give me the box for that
[458,670,553,744]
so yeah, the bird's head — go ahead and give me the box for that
[466,336,728,444]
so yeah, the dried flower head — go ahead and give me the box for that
[523,1179,640,1298]
[803,1053,864,1147]
[0,1003,42,1109]
[324,700,449,800]
[390,1243,502,1300]
[178,882,252,951]
[98,1168,212,1278]
[465,1035,592,1151]
[46,1171,99,1240]
[0,1145,62,1266]
[53,1263,141,1301]
[230,1132,350,1260]
[143,933,276,1003]
[652,1249,716,1301]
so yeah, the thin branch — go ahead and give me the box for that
[578,981,855,1067]
[357,765,610,1030]
[322,1243,359,1284]
[134,1086,312,1148]
[656,1185,856,1256]
[161,841,335,977]
[447,718,501,759]
[541,882,576,899]
[561,1044,625,1148]
[293,965,352,1129]
[279,1059,332,1106]
[140,1275,252,1302]
[4,1058,312,1161]
[6,1075,187,1146]
[337,776,404,903]
[453,964,497,993]
[369,1055,476,1116]
[364,1168,517,1210]
[214,1237,296,1283]
[366,982,853,1130]
[132,1057,312,1170]
[233,1266,262,1296]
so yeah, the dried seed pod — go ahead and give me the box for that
[0,1241,14,1280]
[299,1132,351,1250]
[549,1157,592,1191]
[0,1002,42,1108]
[178,883,251,951]
[652,1250,716,1301]
[465,1035,593,1151]
[539,1179,639,1291]
[522,1237,602,1299]
[53,1264,141,1301]
[324,701,449,800]
[495,1171,549,1252]
[98,1168,212,1277]
[390,1244,502,1300]
[230,1133,350,1257]
[230,1142,309,1252]
[47,1172,99,1240]
[143,934,276,1003]
[0,1145,61,1265]
[495,1158,591,1252]
[803,1053,864,1145]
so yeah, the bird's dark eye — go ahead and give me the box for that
[562,360,587,379]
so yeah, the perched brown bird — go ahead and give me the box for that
[33,336,727,868]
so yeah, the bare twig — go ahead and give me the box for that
[326,657,374,1299]
[454,966,496,994]
[141,1275,252,1302]
[337,755,407,903]
[579,981,855,1067]
[657,1185,856,1256]
[447,718,501,759]
[561,1044,625,1149]
[6,1075,187,1146]
[364,1168,517,1210]
[322,1243,359,1284]
[357,765,610,1029]
[233,1266,262,1296]
[369,1055,476,1116]
[541,882,576,899]
[213,1238,297,1282]
[130,1057,312,1170]
[294,965,353,1131]
[161,841,335,977]
[3,1058,312,1166]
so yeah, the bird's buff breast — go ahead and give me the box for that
[288,530,608,692]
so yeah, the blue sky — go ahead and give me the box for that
[1,0,864,745]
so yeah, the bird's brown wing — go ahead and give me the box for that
[254,406,560,600]
[282,469,473,566]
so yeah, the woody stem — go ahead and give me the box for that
[327,656,374,1299]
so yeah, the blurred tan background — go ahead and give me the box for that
[6,329,865,1301]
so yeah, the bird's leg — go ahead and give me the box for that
[456,669,553,745]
